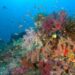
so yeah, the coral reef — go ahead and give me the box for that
[0,11,75,75]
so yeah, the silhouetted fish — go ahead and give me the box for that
[2,6,7,9]
[10,32,26,41]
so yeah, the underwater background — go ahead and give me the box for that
[0,0,75,75]
[0,0,75,42]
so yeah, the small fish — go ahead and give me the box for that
[2,6,7,9]
[25,29,29,32]
[61,7,65,10]
[14,33,19,35]
[18,24,23,28]
[31,16,34,20]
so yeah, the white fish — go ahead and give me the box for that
[61,7,65,10]
[14,33,19,35]
[18,24,23,28]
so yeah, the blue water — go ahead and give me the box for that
[0,0,75,42]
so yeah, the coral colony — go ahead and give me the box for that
[0,11,75,75]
